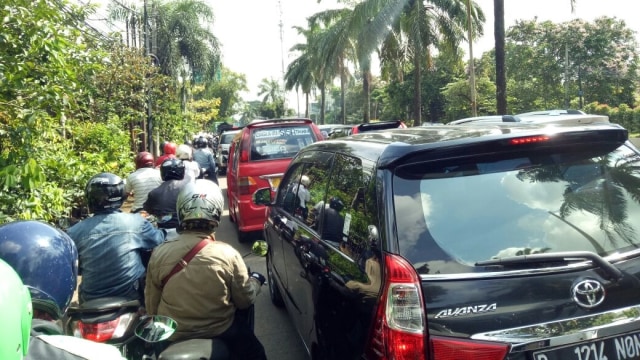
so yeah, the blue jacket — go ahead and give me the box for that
[67,210,165,302]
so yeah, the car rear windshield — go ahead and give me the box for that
[250,125,316,161]
[393,143,640,275]
[220,131,239,144]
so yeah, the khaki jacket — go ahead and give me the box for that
[145,231,261,341]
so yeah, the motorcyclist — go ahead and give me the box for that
[67,172,166,304]
[145,179,267,360]
[0,220,125,360]
[125,151,163,212]
[155,142,177,167]
[143,158,189,229]
[176,143,200,182]
[193,136,218,184]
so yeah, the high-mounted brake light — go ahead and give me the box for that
[509,135,550,145]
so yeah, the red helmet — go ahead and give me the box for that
[164,142,177,155]
[135,152,155,169]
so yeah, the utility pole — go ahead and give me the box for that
[278,0,287,112]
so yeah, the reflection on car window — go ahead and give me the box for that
[394,144,640,274]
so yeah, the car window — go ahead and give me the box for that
[323,154,378,260]
[278,152,331,220]
[393,144,640,274]
[250,126,316,161]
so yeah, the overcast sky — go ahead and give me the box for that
[93,0,640,107]
[204,0,639,107]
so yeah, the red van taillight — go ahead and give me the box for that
[365,254,509,360]
[238,176,258,196]
[366,253,425,359]
[75,313,135,342]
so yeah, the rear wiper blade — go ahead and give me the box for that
[475,251,623,281]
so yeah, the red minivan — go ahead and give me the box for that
[226,118,324,242]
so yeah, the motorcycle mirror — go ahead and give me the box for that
[251,240,268,257]
[134,315,177,343]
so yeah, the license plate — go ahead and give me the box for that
[533,331,640,360]
[267,177,281,191]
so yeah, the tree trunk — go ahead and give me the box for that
[305,92,310,118]
[340,63,346,124]
[413,53,422,126]
[320,80,326,125]
[494,0,507,114]
[362,70,371,123]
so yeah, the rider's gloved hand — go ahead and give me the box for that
[250,272,266,286]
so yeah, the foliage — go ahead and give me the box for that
[201,67,248,120]
[257,78,287,118]
[505,17,639,111]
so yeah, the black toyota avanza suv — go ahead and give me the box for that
[254,122,640,360]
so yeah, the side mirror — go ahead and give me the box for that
[252,240,268,257]
[135,315,177,343]
[252,188,273,206]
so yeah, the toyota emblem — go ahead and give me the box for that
[571,279,605,309]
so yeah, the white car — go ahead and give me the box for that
[215,129,241,175]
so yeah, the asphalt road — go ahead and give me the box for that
[216,176,310,360]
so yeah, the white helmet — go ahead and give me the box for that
[301,175,310,187]
[176,179,224,232]
[176,144,193,160]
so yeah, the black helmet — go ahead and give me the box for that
[195,136,208,149]
[160,158,186,181]
[329,196,344,212]
[0,220,78,319]
[86,173,127,213]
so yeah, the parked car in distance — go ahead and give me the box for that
[227,118,324,242]
[254,122,640,360]
[215,129,242,175]
[351,119,406,134]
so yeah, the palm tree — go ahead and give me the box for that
[494,0,577,114]
[308,8,357,124]
[258,78,285,118]
[377,0,484,125]
[154,0,220,81]
[106,0,142,48]
[284,48,315,118]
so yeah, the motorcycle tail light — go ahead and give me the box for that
[77,312,135,342]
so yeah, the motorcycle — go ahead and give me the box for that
[65,241,267,360]
[64,297,151,359]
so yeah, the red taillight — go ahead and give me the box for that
[238,176,257,195]
[366,253,425,360]
[509,135,550,145]
[76,313,134,342]
[431,337,509,360]
[365,254,510,360]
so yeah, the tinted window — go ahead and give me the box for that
[276,151,333,223]
[250,126,316,161]
[393,144,640,274]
